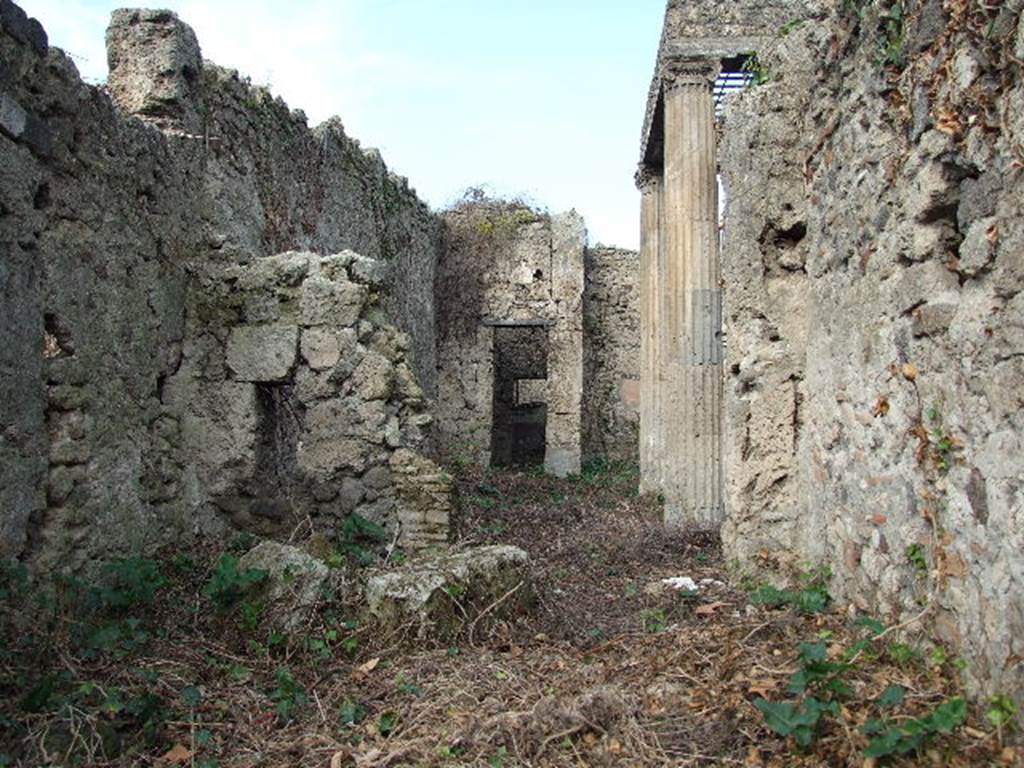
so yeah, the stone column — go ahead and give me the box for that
[637,167,663,494]
[661,58,724,529]
[544,212,585,478]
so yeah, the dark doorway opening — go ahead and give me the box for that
[491,326,549,468]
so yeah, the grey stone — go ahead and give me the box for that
[384,416,402,448]
[226,325,298,382]
[49,439,89,466]
[300,278,366,327]
[350,351,394,401]
[911,301,957,338]
[21,113,51,158]
[365,545,531,639]
[908,0,947,54]
[958,172,1002,231]
[300,328,344,371]
[106,8,202,128]
[959,217,997,277]
[911,86,932,142]
[0,91,26,139]
[47,465,82,505]
[362,465,391,490]
[350,255,389,288]
[238,541,329,631]
[338,477,364,512]
[953,50,980,90]
[0,0,47,53]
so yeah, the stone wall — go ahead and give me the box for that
[435,203,585,476]
[103,9,441,398]
[164,251,441,549]
[0,2,444,569]
[718,0,1024,700]
[582,247,640,462]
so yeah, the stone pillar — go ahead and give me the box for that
[660,58,724,529]
[105,9,203,131]
[637,168,663,494]
[544,212,585,478]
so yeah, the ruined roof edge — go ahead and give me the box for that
[638,0,825,171]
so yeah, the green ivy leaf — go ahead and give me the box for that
[878,685,905,709]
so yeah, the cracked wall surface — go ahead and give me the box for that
[713,0,1024,700]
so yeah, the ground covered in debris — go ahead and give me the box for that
[1,463,1018,767]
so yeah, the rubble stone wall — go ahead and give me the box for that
[582,247,640,463]
[0,2,444,569]
[165,251,442,548]
[435,204,585,475]
[718,0,1024,700]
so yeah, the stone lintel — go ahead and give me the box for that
[639,35,771,169]
[663,36,768,62]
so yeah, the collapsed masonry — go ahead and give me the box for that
[640,0,1024,701]
[0,3,640,573]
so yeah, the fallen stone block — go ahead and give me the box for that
[238,540,329,631]
[365,545,532,640]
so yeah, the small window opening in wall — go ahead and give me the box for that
[714,54,756,117]
[491,326,548,468]
[43,313,74,359]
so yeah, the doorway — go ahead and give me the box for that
[490,325,549,468]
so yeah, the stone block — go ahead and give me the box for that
[105,8,202,126]
[958,172,1001,231]
[911,301,957,338]
[226,324,298,382]
[890,261,958,315]
[238,541,329,631]
[296,436,366,477]
[350,351,394,401]
[350,254,389,288]
[365,545,531,640]
[300,328,350,371]
[338,477,364,513]
[49,439,89,466]
[0,91,26,140]
[907,161,959,224]
[300,277,366,327]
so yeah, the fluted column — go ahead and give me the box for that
[634,166,659,493]
[636,168,663,494]
[661,57,724,529]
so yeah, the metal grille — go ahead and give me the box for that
[714,69,755,116]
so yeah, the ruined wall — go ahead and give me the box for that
[582,247,640,463]
[0,3,443,569]
[165,251,442,549]
[719,0,1024,700]
[435,203,585,475]
[104,9,441,398]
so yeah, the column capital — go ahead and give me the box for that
[661,57,719,93]
[634,165,661,192]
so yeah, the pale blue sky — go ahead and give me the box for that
[20,1,667,249]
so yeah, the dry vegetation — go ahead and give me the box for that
[0,461,1019,767]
